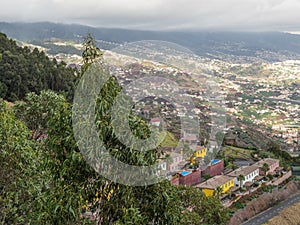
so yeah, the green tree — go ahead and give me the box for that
[204,174,211,181]
[78,34,180,224]
[262,163,270,175]
[213,186,223,198]
[0,81,7,98]
[48,33,230,225]
[30,99,95,224]
[81,33,103,74]
[201,196,230,225]
[238,174,245,188]
[177,186,230,225]
[267,174,274,181]
[14,90,66,139]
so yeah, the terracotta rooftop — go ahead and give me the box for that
[227,165,259,177]
[253,158,279,167]
[196,175,233,190]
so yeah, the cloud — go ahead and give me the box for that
[0,0,299,31]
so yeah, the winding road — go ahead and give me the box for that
[242,192,300,225]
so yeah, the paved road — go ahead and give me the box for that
[242,192,300,225]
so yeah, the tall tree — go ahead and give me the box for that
[78,33,178,224]
[64,34,230,224]
[238,174,245,188]
[81,33,103,74]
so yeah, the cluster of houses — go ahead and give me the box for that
[166,155,284,199]
[197,158,280,197]
[149,115,289,201]
[272,124,300,153]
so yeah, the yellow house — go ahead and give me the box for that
[194,146,207,158]
[196,175,235,197]
[190,146,207,164]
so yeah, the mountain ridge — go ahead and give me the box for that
[1,21,300,63]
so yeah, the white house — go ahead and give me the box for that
[228,165,260,187]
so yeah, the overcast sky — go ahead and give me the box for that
[0,0,299,31]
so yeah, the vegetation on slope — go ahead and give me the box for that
[0,32,77,101]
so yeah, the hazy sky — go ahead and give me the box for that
[0,0,299,31]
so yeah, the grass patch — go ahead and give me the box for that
[222,146,255,159]
[160,131,178,147]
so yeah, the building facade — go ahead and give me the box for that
[227,165,260,187]
[197,175,234,197]
[201,159,225,177]
[178,170,201,186]
[253,158,280,175]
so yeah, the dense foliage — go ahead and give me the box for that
[0,33,76,101]
[0,100,39,224]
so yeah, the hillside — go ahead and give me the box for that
[0,32,77,101]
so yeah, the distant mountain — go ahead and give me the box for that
[1,22,300,62]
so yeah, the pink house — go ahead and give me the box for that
[253,158,279,175]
